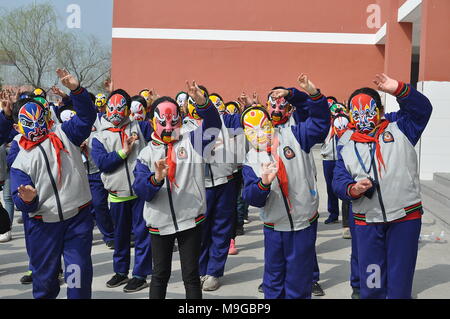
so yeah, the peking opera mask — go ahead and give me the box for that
[152,101,182,143]
[267,95,292,126]
[349,93,380,134]
[106,91,129,127]
[17,101,50,142]
[241,107,274,151]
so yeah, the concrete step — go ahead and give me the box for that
[421,192,450,229]
[421,180,450,207]
[434,173,450,189]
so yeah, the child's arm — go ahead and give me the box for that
[290,74,331,153]
[186,81,222,155]
[56,69,96,146]
[10,168,39,213]
[0,111,14,146]
[6,139,19,168]
[91,137,127,173]
[332,144,374,201]
[132,157,166,202]
[242,165,271,208]
[138,120,154,142]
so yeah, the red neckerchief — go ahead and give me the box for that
[267,135,292,212]
[19,133,69,185]
[349,120,390,177]
[272,115,289,127]
[152,132,179,190]
[106,124,129,147]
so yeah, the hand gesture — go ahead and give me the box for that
[103,78,114,93]
[351,178,373,196]
[18,184,37,203]
[237,91,253,107]
[149,88,159,104]
[298,73,318,95]
[261,162,278,185]
[186,80,206,106]
[154,158,168,183]
[123,136,136,155]
[373,73,399,95]
[252,92,260,105]
[80,140,88,152]
[0,89,14,117]
[269,88,289,100]
[51,85,67,98]
[56,68,79,91]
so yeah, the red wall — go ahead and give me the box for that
[112,0,385,102]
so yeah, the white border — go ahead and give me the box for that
[112,27,386,45]
[398,0,422,22]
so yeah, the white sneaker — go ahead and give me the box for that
[0,231,12,242]
[342,227,352,239]
[202,276,220,291]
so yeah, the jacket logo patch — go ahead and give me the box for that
[283,146,296,160]
[177,147,188,160]
[382,131,394,143]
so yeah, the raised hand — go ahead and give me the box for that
[104,78,114,93]
[237,91,253,107]
[351,178,373,196]
[252,92,260,105]
[56,68,79,91]
[269,88,289,99]
[373,73,399,95]
[123,136,136,155]
[186,80,206,106]
[0,90,14,117]
[298,73,318,95]
[18,184,37,203]
[51,85,68,98]
[154,158,168,183]
[261,162,278,185]
[149,88,159,104]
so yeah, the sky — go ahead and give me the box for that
[0,0,113,46]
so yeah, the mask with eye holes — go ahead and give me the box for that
[106,92,129,126]
[266,96,292,126]
[17,102,50,142]
[152,101,182,143]
[241,107,274,151]
[349,94,380,134]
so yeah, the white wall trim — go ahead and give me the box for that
[398,0,422,22]
[112,27,386,45]
[374,23,387,44]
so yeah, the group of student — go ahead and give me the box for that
[0,68,433,299]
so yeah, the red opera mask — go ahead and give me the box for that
[152,101,181,143]
[106,94,128,126]
[350,94,380,134]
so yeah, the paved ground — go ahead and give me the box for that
[1,149,450,299]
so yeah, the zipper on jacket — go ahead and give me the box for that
[165,146,179,231]
[274,167,294,230]
[207,163,215,187]
[38,145,64,222]
[369,144,387,223]
[269,150,294,231]
[279,185,295,231]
